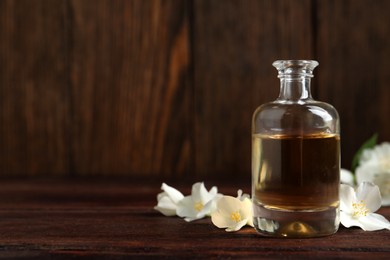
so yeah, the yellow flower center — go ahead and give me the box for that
[352,201,369,218]
[194,201,204,212]
[230,211,242,223]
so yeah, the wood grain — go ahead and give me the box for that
[0,179,389,258]
[0,0,70,175]
[68,0,192,177]
[193,0,313,179]
[0,0,390,177]
[316,0,390,168]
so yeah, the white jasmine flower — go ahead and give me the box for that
[340,168,355,186]
[340,182,390,231]
[154,183,184,216]
[176,182,221,222]
[211,196,254,232]
[356,142,390,206]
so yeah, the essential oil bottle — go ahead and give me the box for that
[252,60,340,237]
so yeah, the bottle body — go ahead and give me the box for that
[252,60,340,237]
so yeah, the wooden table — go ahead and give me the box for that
[0,179,389,259]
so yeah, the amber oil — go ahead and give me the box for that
[252,133,340,237]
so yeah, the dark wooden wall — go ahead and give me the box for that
[1,0,389,180]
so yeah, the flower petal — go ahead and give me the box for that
[195,203,211,220]
[216,196,243,217]
[370,172,390,207]
[356,163,377,184]
[161,183,184,204]
[237,189,243,199]
[382,196,390,206]
[211,209,235,228]
[360,142,390,164]
[340,211,364,229]
[340,168,354,185]
[358,213,390,231]
[225,219,248,232]
[237,189,251,201]
[208,186,218,199]
[191,182,206,202]
[356,182,382,212]
[197,183,218,204]
[154,195,177,216]
[340,184,356,213]
[241,198,254,227]
[201,195,222,217]
[157,191,167,201]
[154,206,176,216]
[176,196,197,219]
[184,216,197,222]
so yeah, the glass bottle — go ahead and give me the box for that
[252,60,340,237]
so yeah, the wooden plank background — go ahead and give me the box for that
[0,0,389,180]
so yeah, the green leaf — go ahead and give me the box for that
[351,133,378,173]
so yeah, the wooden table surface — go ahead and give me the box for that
[0,178,389,259]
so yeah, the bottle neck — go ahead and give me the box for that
[278,76,312,102]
